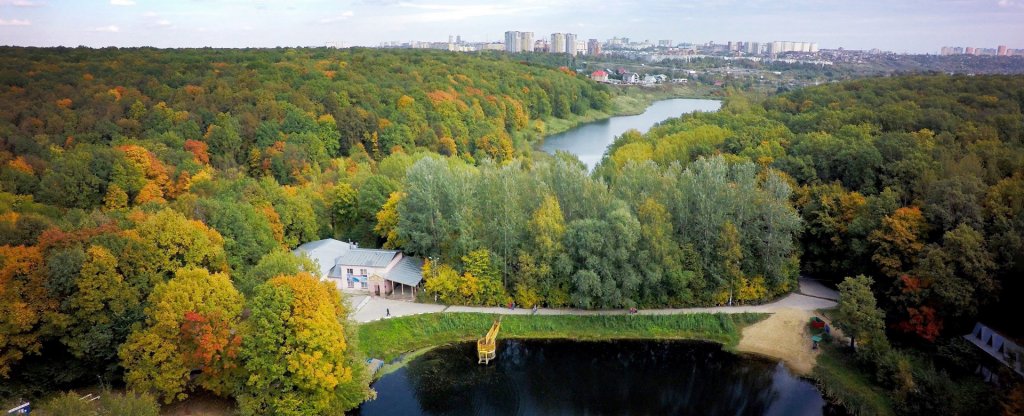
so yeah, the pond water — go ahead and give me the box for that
[539,98,722,170]
[355,340,834,416]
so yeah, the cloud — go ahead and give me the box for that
[319,10,355,23]
[0,0,43,6]
[390,2,542,23]
[142,11,158,17]
[156,19,171,27]
[110,0,135,6]
[91,25,120,32]
[0,18,31,26]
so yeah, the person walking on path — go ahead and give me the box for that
[386,308,390,317]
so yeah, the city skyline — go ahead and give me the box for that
[0,0,1022,53]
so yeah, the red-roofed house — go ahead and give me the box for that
[591,70,609,82]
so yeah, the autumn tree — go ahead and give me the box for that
[869,206,927,278]
[374,191,405,249]
[0,245,55,377]
[237,273,370,415]
[119,267,244,403]
[63,245,140,362]
[128,208,228,278]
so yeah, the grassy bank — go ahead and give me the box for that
[540,83,717,137]
[812,344,895,416]
[357,312,766,362]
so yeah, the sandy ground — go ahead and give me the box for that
[736,307,820,375]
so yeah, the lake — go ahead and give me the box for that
[355,340,834,416]
[539,98,722,170]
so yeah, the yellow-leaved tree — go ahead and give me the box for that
[237,273,372,416]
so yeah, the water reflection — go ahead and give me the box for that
[357,340,828,416]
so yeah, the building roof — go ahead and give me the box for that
[387,256,424,287]
[292,239,423,287]
[966,322,1023,377]
[592,70,607,76]
[336,248,399,268]
[292,238,351,278]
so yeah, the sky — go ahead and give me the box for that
[1,0,1022,53]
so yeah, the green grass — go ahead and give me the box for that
[812,344,895,416]
[357,312,767,362]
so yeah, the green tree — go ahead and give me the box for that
[836,275,887,351]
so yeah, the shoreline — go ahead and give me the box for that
[534,84,719,140]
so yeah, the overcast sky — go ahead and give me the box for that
[1,0,1022,53]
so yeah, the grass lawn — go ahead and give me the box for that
[357,312,767,363]
[812,343,895,416]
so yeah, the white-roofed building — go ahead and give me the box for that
[292,238,423,297]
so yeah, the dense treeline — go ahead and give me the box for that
[390,153,800,308]
[599,75,1024,414]
[0,47,611,412]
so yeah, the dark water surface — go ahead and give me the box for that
[355,340,830,416]
[539,98,721,170]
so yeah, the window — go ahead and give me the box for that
[347,277,354,289]
[360,268,367,276]
[347,268,354,276]
[361,280,368,289]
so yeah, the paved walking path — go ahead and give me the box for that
[350,278,839,323]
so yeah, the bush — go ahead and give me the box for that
[40,391,97,416]
[97,391,159,416]
[37,390,159,416]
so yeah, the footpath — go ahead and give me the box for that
[349,278,838,323]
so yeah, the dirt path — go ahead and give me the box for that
[736,307,819,375]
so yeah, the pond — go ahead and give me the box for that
[355,340,836,416]
[539,98,722,170]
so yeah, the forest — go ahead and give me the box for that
[0,45,1022,414]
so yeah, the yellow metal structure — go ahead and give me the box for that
[477,319,501,364]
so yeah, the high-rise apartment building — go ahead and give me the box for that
[551,33,565,54]
[998,45,1008,56]
[504,31,521,53]
[564,33,577,55]
[521,32,534,52]
[587,38,601,56]
[504,31,535,53]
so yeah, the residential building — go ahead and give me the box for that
[565,33,577,55]
[590,69,609,82]
[521,32,534,52]
[505,31,521,53]
[587,38,602,56]
[998,45,1008,56]
[551,33,565,54]
[292,238,424,297]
